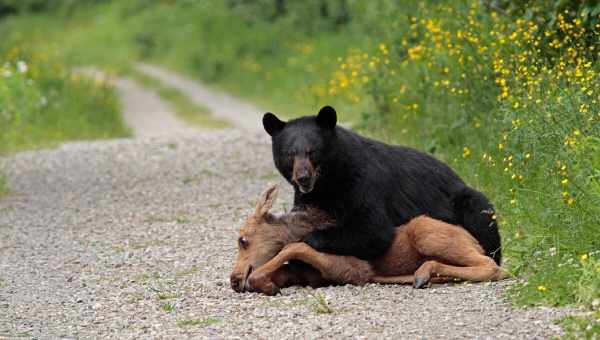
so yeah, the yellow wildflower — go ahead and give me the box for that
[462,147,471,157]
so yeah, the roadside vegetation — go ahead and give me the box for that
[0,0,598,333]
[0,46,128,154]
[0,173,7,197]
[0,40,129,194]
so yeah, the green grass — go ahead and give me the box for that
[175,266,198,278]
[262,291,335,315]
[176,317,220,328]
[308,292,335,315]
[0,43,129,189]
[160,302,175,313]
[126,69,230,129]
[132,271,161,284]
[559,311,600,339]
[14,332,33,338]
[0,44,130,155]
[156,291,180,300]
[0,174,7,197]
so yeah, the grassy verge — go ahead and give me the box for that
[0,45,129,154]
[0,173,7,197]
[559,311,600,339]
[1,0,598,328]
[0,31,130,195]
[126,70,230,129]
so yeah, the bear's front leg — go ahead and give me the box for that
[302,222,395,260]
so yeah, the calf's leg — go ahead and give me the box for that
[371,275,451,285]
[407,216,510,288]
[413,259,509,288]
[248,242,374,295]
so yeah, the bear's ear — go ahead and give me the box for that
[316,106,337,130]
[263,112,286,136]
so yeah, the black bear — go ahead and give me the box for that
[262,106,501,264]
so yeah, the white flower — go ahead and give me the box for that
[548,247,556,257]
[17,60,28,74]
[40,96,48,107]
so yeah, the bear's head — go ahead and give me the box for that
[262,106,337,194]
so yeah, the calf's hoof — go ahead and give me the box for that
[413,276,430,289]
[261,282,281,296]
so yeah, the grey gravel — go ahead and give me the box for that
[136,63,264,131]
[77,68,194,138]
[113,76,194,138]
[0,66,574,339]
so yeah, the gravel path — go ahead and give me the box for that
[113,76,194,138]
[135,63,263,131]
[77,68,194,137]
[0,66,573,339]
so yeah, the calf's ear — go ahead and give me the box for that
[316,106,337,130]
[263,112,286,136]
[255,184,279,216]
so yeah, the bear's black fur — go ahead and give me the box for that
[263,106,502,264]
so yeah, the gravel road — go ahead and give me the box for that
[135,63,264,131]
[0,66,572,339]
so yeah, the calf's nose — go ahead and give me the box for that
[230,274,243,292]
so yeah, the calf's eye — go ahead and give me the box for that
[238,236,249,249]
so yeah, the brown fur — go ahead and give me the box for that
[292,155,317,193]
[230,185,510,295]
[230,185,333,293]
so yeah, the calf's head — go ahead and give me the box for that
[230,184,287,292]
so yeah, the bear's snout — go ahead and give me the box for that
[293,157,317,193]
[296,174,312,187]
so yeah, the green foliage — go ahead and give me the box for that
[0,0,109,17]
[559,310,600,339]
[0,46,129,153]
[226,0,352,33]
[493,0,600,44]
